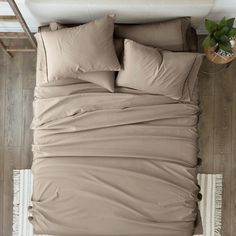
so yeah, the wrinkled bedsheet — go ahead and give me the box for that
[30,83,200,236]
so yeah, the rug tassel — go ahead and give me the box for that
[214,174,223,236]
[12,170,20,236]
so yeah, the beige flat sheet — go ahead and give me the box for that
[30,81,200,236]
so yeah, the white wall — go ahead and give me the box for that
[1,0,236,34]
[24,0,213,27]
[198,0,236,34]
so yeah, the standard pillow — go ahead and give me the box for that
[39,15,120,90]
[49,22,124,60]
[35,27,91,88]
[116,39,203,101]
[114,18,191,51]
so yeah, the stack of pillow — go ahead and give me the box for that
[36,15,203,102]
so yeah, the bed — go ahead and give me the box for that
[30,16,203,236]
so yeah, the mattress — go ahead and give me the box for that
[30,25,201,236]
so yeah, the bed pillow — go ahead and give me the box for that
[116,39,203,101]
[114,18,191,51]
[39,15,120,88]
[35,27,87,87]
[49,22,124,60]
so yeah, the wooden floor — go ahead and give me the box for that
[198,58,236,235]
[0,39,236,236]
[0,39,36,236]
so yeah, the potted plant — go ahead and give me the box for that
[203,17,236,58]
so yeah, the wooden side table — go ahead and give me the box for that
[204,41,236,64]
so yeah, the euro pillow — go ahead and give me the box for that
[114,18,191,51]
[116,39,203,101]
[39,15,120,90]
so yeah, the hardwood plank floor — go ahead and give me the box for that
[0,51,6,151]
[0,180,3,236]
[21,89,34,169]
[198,35,236,236]
[0,38,236,236]
[213,66,233,154]
[4,53,23,147]
[231,58,236,236]
[2,148,15,236]
[0,40,35,236]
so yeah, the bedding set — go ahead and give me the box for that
[30,15,204,236]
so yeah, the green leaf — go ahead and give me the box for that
[214,26,229,38]
[219,35,230,44]
[202,35,211,47]
[210,37,217,47]
[220,26,229,35]
[227,18,235,29]
[228,28,236,37]
[205,19,218,33]
[214,31,223,40]
[218,41,232,52]
[219,16,227,29]
[202,35,216,48]
[219,45,232,53]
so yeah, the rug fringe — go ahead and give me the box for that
[214,174,223,236]
[12,170,20,236]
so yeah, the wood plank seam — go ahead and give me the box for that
[0,15,17,21]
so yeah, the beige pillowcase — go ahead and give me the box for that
[35,30,84,87]
[49,22,124,60]
[39,15,120,91]
[114,18,191,52]
[116,39,203,101]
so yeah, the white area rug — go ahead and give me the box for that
[12,170,223,236]
[196,174,223,236]
[12,170,47,236]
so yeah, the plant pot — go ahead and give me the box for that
[204,39,236,64]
